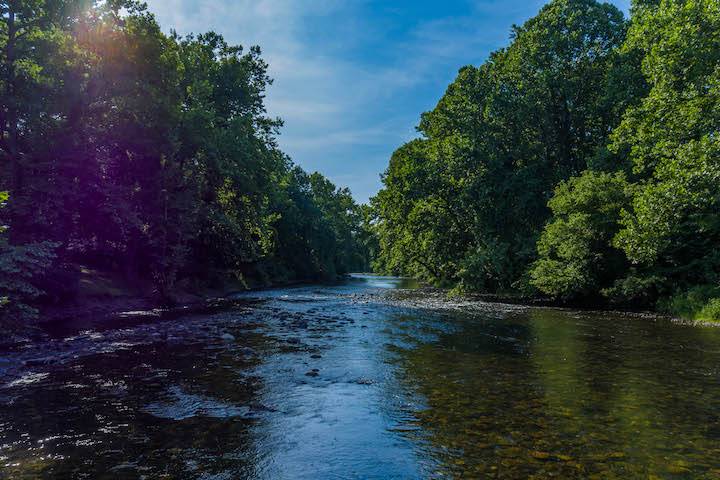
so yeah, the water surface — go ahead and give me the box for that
[1,275,720,479]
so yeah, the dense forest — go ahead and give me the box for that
[0,1,372,324]
[3,0,718,326]
[372,0,720,321]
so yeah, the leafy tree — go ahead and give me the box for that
[610,0,720,305]
[0,192,56,324]
[0,2,371,322]
[0,1,89,236]
[373,139,462,283]
[355,204,379,273]
[264,167,366,282]
[530,171,631,300]
[375,0,630,292]
[372,0,718,319]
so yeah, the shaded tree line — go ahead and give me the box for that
[0,1,370,324]
[372,0,720,321]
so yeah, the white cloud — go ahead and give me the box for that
[144,0,630,202]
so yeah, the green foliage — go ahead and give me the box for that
[268,168,367,282]
[602,273,665,305]
[610,0,720,302]
[375,0,630,292]
[698,300,720,323]
[0,192,57,324]
[531,0,720,307]
[372,139,461,283]
[658,285,720,323]
[375,0,719,318]
[0,2,370,321]
[531,171,631,300]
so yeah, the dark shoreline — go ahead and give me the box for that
[2,274,707,350]
[1,277,347,349]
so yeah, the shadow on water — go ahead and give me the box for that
[0,313,271,479]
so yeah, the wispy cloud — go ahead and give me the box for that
[145,0,630,202]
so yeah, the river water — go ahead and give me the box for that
[1,275,720,479]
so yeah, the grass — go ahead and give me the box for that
[659,285,720,323]
[697,298,720,322]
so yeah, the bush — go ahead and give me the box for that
[530,171,631,301]
[698,299,720,322]
[0,192,57,325]
[658,285,720,322]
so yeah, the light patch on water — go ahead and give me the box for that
[75,438,101,447]
[37,435,70,445]
[61,383,87,390]
[99,380,127,390]
[277,295,326,303]
[117,309,163,317]
[198,472,234,480]
[144,386,250,420]
[108,342,141,349]
[4,372,49,388]
[79,331,105,340]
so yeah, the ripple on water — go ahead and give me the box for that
[3,372,50,388]
[144,386,251,421]
[3,277,720,479]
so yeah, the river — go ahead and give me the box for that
[1,275,720,479]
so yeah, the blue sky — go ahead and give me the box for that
[145,0,631,203]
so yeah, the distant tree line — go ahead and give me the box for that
[0,1,372,324]
[372,0,720,321]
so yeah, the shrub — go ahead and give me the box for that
[658,285,720,323]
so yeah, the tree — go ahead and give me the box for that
[0,191,56,324]
[0,1,90,236]
[610,0,720,306]
[530,171,631,300]
[0,1,371,322]
[375,0,629,292]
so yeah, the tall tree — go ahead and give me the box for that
[375,0,629,292]
[611,0,720,303]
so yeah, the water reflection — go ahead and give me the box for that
[0,315,268,478]
[348,274,422,290]
[392,308,720,479]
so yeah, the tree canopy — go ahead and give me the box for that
[0,1,370,322]
[373,0,720,320]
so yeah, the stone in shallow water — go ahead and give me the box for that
[530,451,551,460]
[355,378,374,385]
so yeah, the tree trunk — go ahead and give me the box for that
[4,3,21,197]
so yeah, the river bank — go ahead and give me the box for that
[2,267,349,348]
[14,271,709,352]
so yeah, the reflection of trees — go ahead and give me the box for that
[395,309,720,478]
[529,309,635,477]
[529,309,720,478]
[395,312,584,478]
